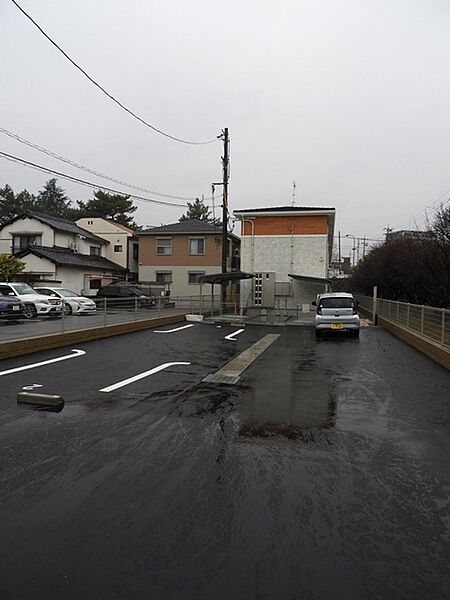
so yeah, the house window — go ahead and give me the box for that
[189,237,205,255]
[188,271,205,284]
[132,244,138,260]
[156,238,172,255]
[88,220,94,225]
[12,234,42,253]
[89,279,101,290]
[90,246,101,256]
[114,245,123,252]
[156,271,172,284]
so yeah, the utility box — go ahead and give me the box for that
[275,281,292,296]
[254,272,276,307]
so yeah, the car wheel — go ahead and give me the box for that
[315,329,322,339]
[352,329,360,338]
[23,304,37,319]
[64,303,72,316]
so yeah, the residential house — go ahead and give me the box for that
[233,206,336,310]
[0,210,126,294]
[76,217,139,280]
[138,219,240,297]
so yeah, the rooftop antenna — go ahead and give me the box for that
[291,180,296,206]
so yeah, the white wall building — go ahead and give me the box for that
[233,206,335,311]
[0,210,126,294]
[76,218,139,280]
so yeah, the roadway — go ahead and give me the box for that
[0,324,449,599]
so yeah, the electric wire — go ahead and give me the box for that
[0,126,214,201]
[10,0,219,146]
[0,150,188,208]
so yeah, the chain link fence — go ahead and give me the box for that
[357,295,449,348]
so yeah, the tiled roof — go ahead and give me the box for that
[20,210,107,243]
[19,246,126,271]
[233,206,335,213]
[140,219,221,234]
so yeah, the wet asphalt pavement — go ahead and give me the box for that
[0,324,449,600]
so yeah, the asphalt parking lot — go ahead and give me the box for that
[0,324,449,600]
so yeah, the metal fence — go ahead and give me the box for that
[52,295,238,333]
[357,295,450,348]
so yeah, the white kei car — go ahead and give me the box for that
[34,287,97,315]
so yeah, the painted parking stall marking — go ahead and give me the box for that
[100,362,191,393]
[225,328,244,341]
[154,324,195,334]
[0,349,86,377]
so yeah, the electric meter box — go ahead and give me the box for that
[253,272,276,307]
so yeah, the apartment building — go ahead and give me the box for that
[233,206,336,310]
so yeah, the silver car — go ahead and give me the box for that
[313,292,360,338]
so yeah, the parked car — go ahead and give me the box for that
[0,282,62,319]
[96,284,156,308]
[34,287,97,315]
[0,293,25,321]
[313,292,360,338]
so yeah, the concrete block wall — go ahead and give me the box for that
[240,235,328,309]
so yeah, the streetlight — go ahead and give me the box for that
[345,234,357,266]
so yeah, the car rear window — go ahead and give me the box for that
[320,298,354,308]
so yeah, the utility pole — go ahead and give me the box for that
[221,127,229,308]
[291,181,296,207]
[338,231,341,270]
[363,236,366,260]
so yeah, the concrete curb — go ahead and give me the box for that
[359,307,449,370]
[0,314,187,360]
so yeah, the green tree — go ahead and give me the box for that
[179,197,220,225]
[0,184,35,225]
[0,254,25,281]
[34,179,71,217]
[77,190,137,227]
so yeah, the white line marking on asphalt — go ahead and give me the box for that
[225,328,244,341]
[0,349,86,377]
[22,384,43,391]
[99,362,191,393]
[154,324,195,334]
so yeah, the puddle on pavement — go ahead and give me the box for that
[238,355,336,440]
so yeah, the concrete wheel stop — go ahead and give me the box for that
[17,391,64,409]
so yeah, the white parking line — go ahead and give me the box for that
[99,362,191,393]
[154,324,195,334]
[0,349,86,377]
[225,328,244,341]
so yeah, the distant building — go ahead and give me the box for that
[76,217,139,280]
[0,210,125,293]
[233,206,335,310]
[387,229,430,241]
[138,219,240,297]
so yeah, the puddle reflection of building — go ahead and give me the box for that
[239,354,336,439]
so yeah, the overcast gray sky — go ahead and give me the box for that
[1,0,449,257]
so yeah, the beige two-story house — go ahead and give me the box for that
[138,219,240,297]
[76,217,139,281]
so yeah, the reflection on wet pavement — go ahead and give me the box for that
[239,343,336,439]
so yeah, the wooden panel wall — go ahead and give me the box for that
[241,215,328,236]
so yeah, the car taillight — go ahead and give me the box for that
[352,307,357,315]
[316,306,322,315]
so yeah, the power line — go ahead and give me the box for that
[10,0,219,146]
[0,126,212,201]
[385,190,450,233]
[0,150,188,208]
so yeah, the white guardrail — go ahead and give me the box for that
[357,295,450,348]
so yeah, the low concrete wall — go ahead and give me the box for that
[359,306,449,370]
[0,314,186,360]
